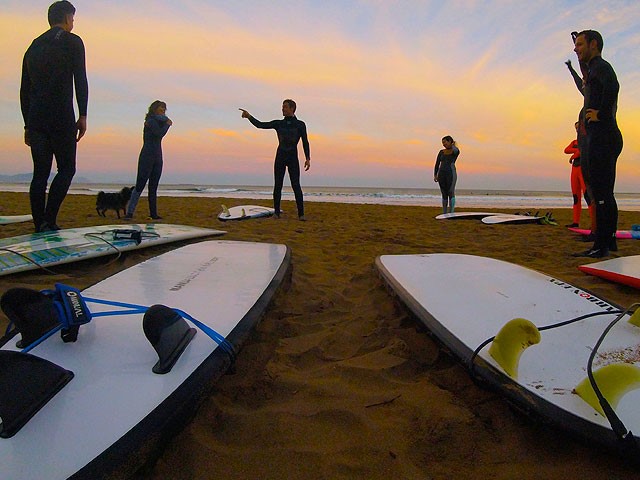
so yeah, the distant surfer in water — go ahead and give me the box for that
[564,122,592,228]
[125,100,172,220]
[240,99,311,221]
[433,136,459,214]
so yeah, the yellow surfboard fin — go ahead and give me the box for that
[241,208,246,217]
[575,363,640,416]
[628,308,640,328]
[489,318,541,379]
[221,204,230,217]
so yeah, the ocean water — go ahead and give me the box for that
[2,183,640,211]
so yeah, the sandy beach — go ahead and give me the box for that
[1,191,640,480]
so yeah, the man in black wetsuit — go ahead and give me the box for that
[240,99,311,220]
[20,1,88,233]
[572,30,623,258]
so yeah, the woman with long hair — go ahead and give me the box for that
[433,135,459,214]
[125,100,172,220]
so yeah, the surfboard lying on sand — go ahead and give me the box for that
[218,204,275,221]
[435,212,507,220]
[481,214,544,225]
[0,223,224,276]
[376,253,640,458]
[0,240,291,479]
[0,214,32,225]
[569,227,640,240]
[579,256,640,289]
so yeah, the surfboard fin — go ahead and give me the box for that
[489,318,541,379]
[143,304,197,374]
[575,363,640,417]
[0,350,74,438]
[241,208,246,217]
[628,308,640,328]
[1,288,60,349]
[221,204,230,217]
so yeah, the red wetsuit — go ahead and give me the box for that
[564,139,592,225]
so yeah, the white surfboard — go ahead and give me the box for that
[0,223,225,276]
[579,256,640,289]
[435,212,507,220]
[218,204,275,221]
[0,240,291,479]
[376,253,640,457]
[482,214,543,225]
[0,214,32,225]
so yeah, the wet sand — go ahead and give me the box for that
[1,191,640,479]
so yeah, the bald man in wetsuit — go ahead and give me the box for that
[240,99,311,220]
[20,1,88,233]
[572,30,623,258]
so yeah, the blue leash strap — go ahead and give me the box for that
[17,285,234,359]
[83,295,235,356]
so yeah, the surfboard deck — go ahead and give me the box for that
[482,214,543,225]
[0,240,291,479]
[435,212,507,220]
[218,205,275,221]
[0,223,225,276]
[579,256,640,289]
[0,214,32,225]
[376,253,640,457]
[569,227,640,240]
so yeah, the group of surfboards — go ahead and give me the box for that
[1,205,639,478]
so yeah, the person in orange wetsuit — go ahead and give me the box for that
[564,121,593,228]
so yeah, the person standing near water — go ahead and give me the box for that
[125,100,172,220]
[240,99,311,220]
[433,135,459,214]
[20,1,88,233]
[572,30,623,258]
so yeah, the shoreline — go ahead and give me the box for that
[1,191,640,479]
[2,183,640,211]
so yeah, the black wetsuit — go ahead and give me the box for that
[130,115,171,218]
[20,26,88,230]
[583,55,623,249]
[248,115,310,217]
[434,146,459,211]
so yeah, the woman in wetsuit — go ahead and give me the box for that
[433,135,460,214]
[125,100,172,220]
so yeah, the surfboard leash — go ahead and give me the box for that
[585,304,639,451]
[0,247,59,275]
[468,309,622,376]
[83,229,161,265]
[1,284,236,367]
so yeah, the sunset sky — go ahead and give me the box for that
[1,1,638,191]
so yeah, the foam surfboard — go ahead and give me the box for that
[579,256,640,289]
[0,240,291,479]
[0,223,225,276]
[218,204,275,221]
[376,253,640,458]
[0,214,32,225]
[482,214,543,225]
[569,227,640,240]
[435,212,508,220]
